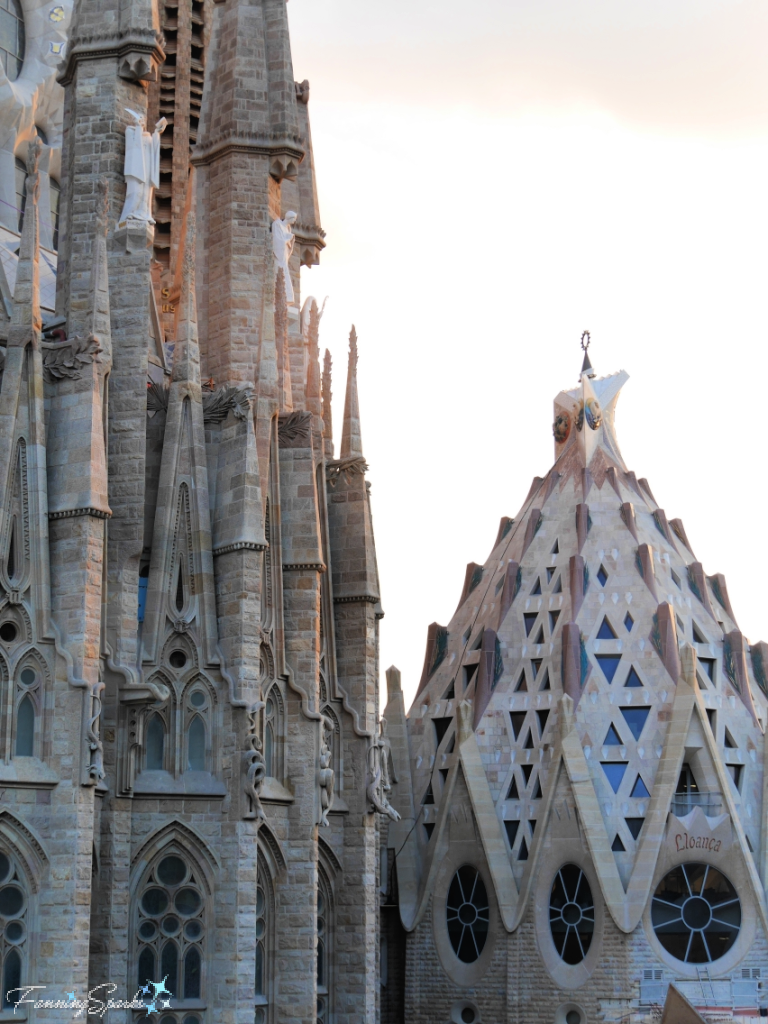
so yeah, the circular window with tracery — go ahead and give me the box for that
[651,863,740,963]
[446,866,489,963]
[549,865,595,964]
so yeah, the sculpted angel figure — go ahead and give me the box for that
[272,211,298,304]
[118,109,167,226]
[317,715,335,827]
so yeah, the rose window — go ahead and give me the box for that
[651,863,740,963]
[549,865,595,964]
[446,866,489,963]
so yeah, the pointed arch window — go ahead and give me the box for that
[136,853,205,1003]
[186,716,205,772]
[14,695,33,756]
[317,870,333,1023]
[254,875,272,1022]
[146,714,166,771]
[0,850,27,1008]
[5,520,16,583]
[263,685,284,780]
[0,0,24,83]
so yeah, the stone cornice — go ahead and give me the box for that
[333,594,378,605]
[48,507,112,520]
[191,133,305,168]
[283,562,326,573]
[212,541,268,556]
[57,32,165,86]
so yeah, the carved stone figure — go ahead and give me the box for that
[118,110,167,226]
[366,717,400,821]
[272,211,297,304]
[41,332,102,382]
[318,715,335,827]
[244,700,267,821]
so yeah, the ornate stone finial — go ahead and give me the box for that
[580,329,594,378]
[340,326,363,459]
[244,701,266,821]
[386,665,402,698]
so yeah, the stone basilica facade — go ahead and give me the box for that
[0,0,395,1023]
[381,351,768,1024]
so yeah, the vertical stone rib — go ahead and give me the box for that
[340,325,362,459]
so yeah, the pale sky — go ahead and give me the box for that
[288,1,768,712]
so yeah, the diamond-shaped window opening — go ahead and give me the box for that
[624,666,643,688]
[625,817,644,840]
[597,565,609,587]
[611,834,626,852]
[603,724,623,746]
[595,654,622,682]
[596,617,617,640]
[624,611,634,632]
[630,774,650,798]
[523,613,537,637]
[620,706,650,741]
[602,762,627,793]
[531,578,542,596]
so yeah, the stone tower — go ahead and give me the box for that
[383,348,768,1024]
[0,2,389,1023]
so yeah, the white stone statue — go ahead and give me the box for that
[118,110,167,227]
[272,211,297,304]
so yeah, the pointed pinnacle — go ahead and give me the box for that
[172,178,201,386]
[10,135,43,339]
[322,348,333,457]
[340,325,363,459]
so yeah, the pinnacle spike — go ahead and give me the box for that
[9,136,43,342]
[172,171,201,386]
[322,348,333,458]
[340,325,362,459]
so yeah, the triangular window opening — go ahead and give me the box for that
[423,823,435,841]
[433,717,452,748]
[671,570,681,590]
[531,578,542,596]
[507,776,520,800]
[530,658,542,678]
[547,567,556,583]
[521,764,533,787]
[620,706,650,741]
[676,615,685,635]
[6,521,16,582]
[597,565,608,587]
[624,612,634,632]
[724,729,737,749]
[523,729,534,750]
[422,783,435,805]
[529,819,537,834]
[631,774,651,799]
[472,632,484,650]
[463,663,479,690]
[446,735,456,754]
[692,621,707,644]
[504,820,520,847]
[443,681,455,700]
[495,575,505,594]
[552,540,559,555]
[509,712,526,740]
[595,654,622,683]
[523,613,537,637]
[596,617,617,640]
[539,671,551,692]
[536,709,550,736]
[553,576,563,594]
[601,762,627,793]
[624,666,643,688]
[439,768,449,785]
[706,709,716,734]
[727,763,743,790]
[514,671,527,693]
[611,834,626,852]
[175,562,185,613]
[531,778,542,799]
[518,837,529,861]
[603,724,623,746]
[532,626,544,645]
[549,610,560,633]
[625,817,644,839]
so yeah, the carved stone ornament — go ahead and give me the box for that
[86,682,107,786]
[278,411,312,448]
[244,701,266,822]
[365,717,400,822]
[585,396,602,431]
[172,619,188,634]
[326,455,368,488]
[42,333,102,382]
[553,412,571,444]
[202,384,253,425]
[317,715,335,827]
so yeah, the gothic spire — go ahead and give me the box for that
[340,326,363,459]
[305,298,322,419]
[172,178,201,387]
[275,268,293,412]
[322,348,333,458]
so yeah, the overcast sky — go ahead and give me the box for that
[288,0,768,711]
